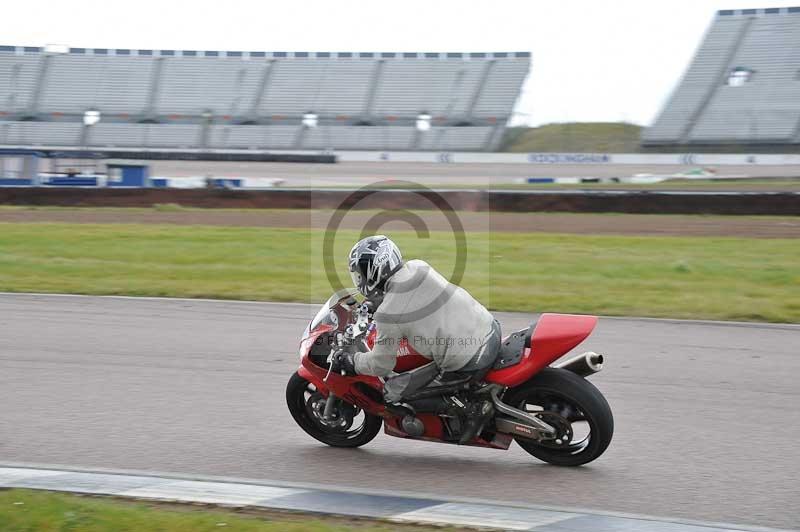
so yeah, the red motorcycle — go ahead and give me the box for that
[286,289,613,466]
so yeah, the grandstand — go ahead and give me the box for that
[0,47,529,152]
[643,7,800,147]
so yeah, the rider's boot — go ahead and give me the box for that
[458,399,494,444]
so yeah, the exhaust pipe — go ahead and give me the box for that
[554,351,604,377]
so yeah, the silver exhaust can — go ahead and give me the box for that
[553,351,604,377]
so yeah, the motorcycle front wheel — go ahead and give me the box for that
[504,367,614,466]
[286,372,382,448]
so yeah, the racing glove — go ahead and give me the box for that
[331,350,357,376]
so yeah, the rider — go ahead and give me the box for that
[334,235,501,442]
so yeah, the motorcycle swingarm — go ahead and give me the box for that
[490,388,557,440]
[495,417,551,440]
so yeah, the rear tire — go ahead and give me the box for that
[286,372,382,448]
[504,367,613,466]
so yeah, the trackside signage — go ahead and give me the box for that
[332,151,800,165]
[527,153,611,163]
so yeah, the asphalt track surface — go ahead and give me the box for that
[1,294,798,529]
[145,160,800,188]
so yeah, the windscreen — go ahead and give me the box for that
[307,303,336,335]
[302,289,360,339]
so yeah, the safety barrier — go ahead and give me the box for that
[330,151,800,165]
[1,187,797,215]
[3,146,800,166]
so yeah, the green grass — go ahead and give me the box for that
[0,222,798,322]
[0,489,441,531]
[500,122,644,153]
[499,121,800,154]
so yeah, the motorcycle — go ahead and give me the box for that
[286,289,614,466]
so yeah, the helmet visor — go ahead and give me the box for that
[349,269,363,294]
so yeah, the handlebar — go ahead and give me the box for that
[349,302,372,340]
[324,301,374,381]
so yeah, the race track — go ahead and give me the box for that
[1,294,798,529]
[145,160,800,188]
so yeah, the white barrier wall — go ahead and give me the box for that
[3,143,800,166]
[328,151,800,165]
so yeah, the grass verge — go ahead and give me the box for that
[500,123,643,153]
[0,222,797,322]
[0,489,455,531]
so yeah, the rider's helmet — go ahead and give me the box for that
[348,235,403,298]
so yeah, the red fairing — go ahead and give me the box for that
[300,355,387,416]
[383,414,512,449]
[393,338,432,372]
[393,353,431,372]
[298,324,386,416]
[484,313,597,387]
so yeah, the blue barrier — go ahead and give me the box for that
[149,178,244,188]
[0,175,246,189]
[0,178,33,186]
[108,164,149,187]
[212,178,243,188]
[44,177,99,186]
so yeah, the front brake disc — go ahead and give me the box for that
[306,393,354,432]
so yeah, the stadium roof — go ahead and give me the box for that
[0,46,530,59]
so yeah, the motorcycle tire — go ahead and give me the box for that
[286,372,382,448]
[504,367,613,466]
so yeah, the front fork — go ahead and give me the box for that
[322,394,340,420]
[321,304,371,422]
[322,348,342,421]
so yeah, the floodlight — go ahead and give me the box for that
[44,44,69,54]
[302,112,318,128]
[728,67,753,87]
[416,113,432,131]
[83,109,101,126]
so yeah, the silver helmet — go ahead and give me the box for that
[348,235,403,297]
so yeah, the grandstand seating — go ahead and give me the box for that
[303,126,416,151]
[0,48,529,152]
[643,7,800,146]
[0,121,83,146]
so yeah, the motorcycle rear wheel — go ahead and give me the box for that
[286,372,382,448]
[504,368,613,466]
